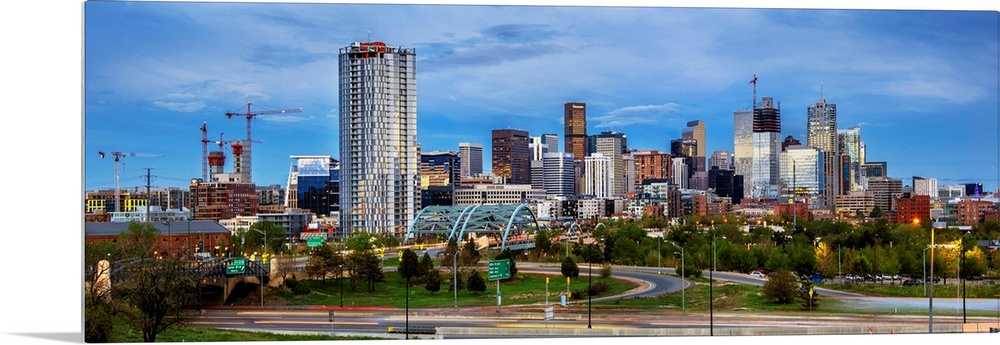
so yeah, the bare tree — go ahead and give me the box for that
[85,222,199,343]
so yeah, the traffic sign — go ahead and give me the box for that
[488,259,510,281]
[226,259,247,275]
[307,236,325,247]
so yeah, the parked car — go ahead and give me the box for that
[926,276,941,283]
[903,279,922,286]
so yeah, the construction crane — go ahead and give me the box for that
[225,102,301,182]
[200,122,210,181]
[749,74,758,109]
[210,132,262,182]
[98,151,162,213]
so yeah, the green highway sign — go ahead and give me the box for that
[226,259,247,275]
[306,236,325,247]
[488,259,510,281]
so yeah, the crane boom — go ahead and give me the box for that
[98,151,161,213]
[224,101,301,182]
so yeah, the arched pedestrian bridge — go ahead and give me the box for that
[404,204,542,250]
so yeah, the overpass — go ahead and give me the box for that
[103,256,275,305]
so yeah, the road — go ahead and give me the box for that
[186,261,1000,338]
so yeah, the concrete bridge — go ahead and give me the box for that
[100,256,277,306]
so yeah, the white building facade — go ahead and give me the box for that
[338,41,419,235]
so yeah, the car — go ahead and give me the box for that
[750,270,765,278]
[982,279,995,285]
[926,276,941,283]
[903,279,922,286]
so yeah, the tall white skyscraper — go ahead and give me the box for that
[807,97,839,207]
[458,142,483,179]
[543,152,576,197]
[913,176,938,198]
[590,131,627,197]
[338,41,418,235]
[584,153,613,198]
[672,157,689,189]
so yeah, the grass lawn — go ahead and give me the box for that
[817,281,1000,299]
[276,270,638,308]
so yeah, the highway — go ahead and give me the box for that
[186,262,1000,338]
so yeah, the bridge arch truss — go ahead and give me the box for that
[405,204,542,250]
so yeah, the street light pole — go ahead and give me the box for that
[962,231,969,323]
[930,221,946,333]
[710,228,715,337]
[657,238,661,274]
[666,240,685,312]
[923,246,931,297]
[250,227,267,307]
[453,249,458,309]
[587,253,592,329]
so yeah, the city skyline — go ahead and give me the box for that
[83,2,999,193]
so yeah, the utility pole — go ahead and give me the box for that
[145,168,153,223]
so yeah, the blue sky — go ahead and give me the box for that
[82,1,999,193]
[3,1,999,341]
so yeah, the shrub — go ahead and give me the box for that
[599,264,612,278]
[283,278,311,295]
[762,268,798,304]
[588,281,610,296]
[466,270,487,293]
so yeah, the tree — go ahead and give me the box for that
[798,281,820,310]
[762,268,798,304]
[533,228,554,255]
[561,256,579,279]
[425,270,442,293]
[304,244,343,282]
[494,248,518,276]
[344,232,381,252]
[610,238,642,265]
[113,242,198,341]
[460,239,482,267]
[399,249,420,284]
[418,252,435,281]
[245,221,288,254]
[439,237,460,273]
[347,250,384,293]
[466,270,487,293]
[869,206,884,219]
[86,222,201,342]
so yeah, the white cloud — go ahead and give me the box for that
[592,103,682,128]
[152,100,206,112]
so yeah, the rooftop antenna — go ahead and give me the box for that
[749,74,758,109]
[819,82,825,106]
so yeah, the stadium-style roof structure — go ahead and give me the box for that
[404,204,541,250]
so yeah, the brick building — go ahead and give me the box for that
[895,193,930,223]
